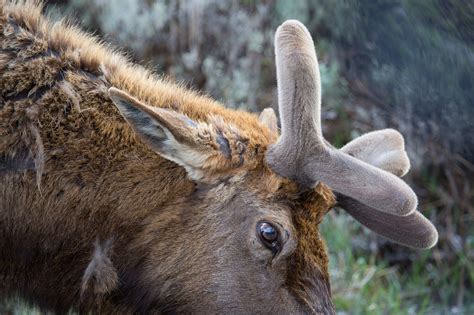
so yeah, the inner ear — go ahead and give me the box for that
[109,87,214,179]
[109,87,196,151]
[108,88,244,181]
[112,96,166,149]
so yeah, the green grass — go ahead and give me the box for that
[321,211,473,315]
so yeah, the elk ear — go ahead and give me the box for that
[109,87,210,180]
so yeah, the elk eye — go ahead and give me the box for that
[257,221,280,253]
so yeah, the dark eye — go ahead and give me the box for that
[257,221,280,254]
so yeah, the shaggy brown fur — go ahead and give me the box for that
[0,1,335,314]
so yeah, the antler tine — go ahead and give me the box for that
[266,20,417,215]
[339,195,438,249]
[338,130,438,249]
[273,20,323,143]
[267,20,324,185]
[340,129,411,177]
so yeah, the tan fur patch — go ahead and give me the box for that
[287,183,335,309]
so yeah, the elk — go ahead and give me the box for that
[0,1,437,314]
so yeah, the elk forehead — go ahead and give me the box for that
[287,184,335,310]
[211,167,337,311]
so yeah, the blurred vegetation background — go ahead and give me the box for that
[4,1,473,314]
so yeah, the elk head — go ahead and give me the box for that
[107,20,437,314]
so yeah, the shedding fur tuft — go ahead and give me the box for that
[27,122,44,189]
[81,238,118,300]
[59,80,81,112]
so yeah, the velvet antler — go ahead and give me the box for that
[339,130,438,249]
[266,20,417,216]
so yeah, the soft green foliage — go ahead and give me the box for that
[310,0,474,164]
[321,212,474,315]
[61,0,278,110]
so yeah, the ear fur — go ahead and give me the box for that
[109,87,212,180]
[109,87,198,147]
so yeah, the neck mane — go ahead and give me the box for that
[1,0,271,145]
